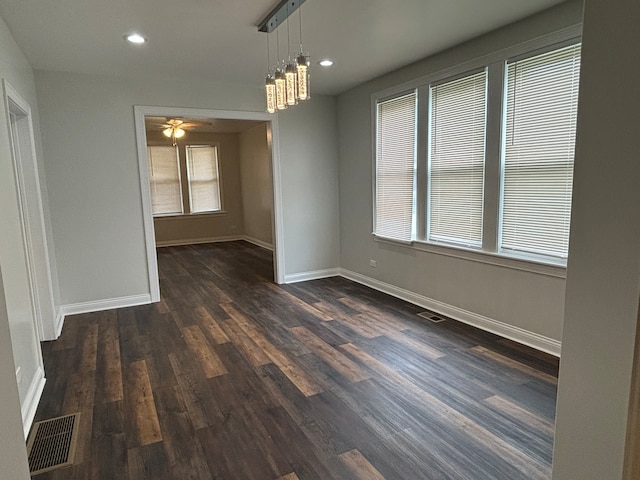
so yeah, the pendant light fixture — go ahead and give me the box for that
[274,27,287,111]
[265,32,276,114]
[284,5,298,106]
[259,0,311,113]
[296,4,310,101]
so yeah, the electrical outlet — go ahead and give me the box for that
[369,259,377,268]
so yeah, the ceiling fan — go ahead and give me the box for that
[146,117,211,146]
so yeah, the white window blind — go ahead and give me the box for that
[501,44,581,258]
[375,92,417,242]
[187,145,221,213]
[428,71,487,247]
[147,146,183,215]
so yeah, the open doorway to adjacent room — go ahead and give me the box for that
[133,106,284,302]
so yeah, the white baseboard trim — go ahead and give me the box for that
[61,293,153,317]
[156,235,244,247]
[22,366,45,438]
[340,269,561,357]
[54,307,64,338]
[243,235,274,251]
[285,268,342,284]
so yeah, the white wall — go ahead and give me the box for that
[239,122,273,248]
[336,0,583,347]
[34,70,341,305]
[552,0,640,477]
[0,265,31,479]
[278,97,341,278]
[0,13,47,429]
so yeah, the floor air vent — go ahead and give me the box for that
[27,413,80,475]
[417,311,447,323]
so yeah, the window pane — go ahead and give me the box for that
[147,146,182,215]
[187,145,221,213]
[428,71,487,247]
[501,44,581,258]
[375,92,417,242]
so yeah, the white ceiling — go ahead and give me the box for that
[0,0,566,95]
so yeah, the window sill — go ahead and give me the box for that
[373,234,566,278]
[153,211,227,221]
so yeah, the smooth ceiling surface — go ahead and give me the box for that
[0,0,566,95]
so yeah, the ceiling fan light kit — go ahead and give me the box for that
[158,118,192,145]
[259,0,311,114]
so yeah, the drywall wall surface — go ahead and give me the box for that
[552,0,640,477]
[35,69,341,302]
[0,12,46,425]
[239,122,273,247]
[147,131,245,245]
[34,70,263,305]
[0,265,31,479]
[336,1,583,342]
[278,96,340,275]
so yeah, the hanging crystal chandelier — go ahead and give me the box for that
[259,0,311,114]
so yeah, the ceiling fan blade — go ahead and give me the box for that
[145,116,168,123]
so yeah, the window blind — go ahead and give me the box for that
[147,146,183,215]
[428,71,487,247]
[187,145,221,213]
[375,92,417,242]
[501,44,581,258]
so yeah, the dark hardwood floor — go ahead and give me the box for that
[33,241,559,479]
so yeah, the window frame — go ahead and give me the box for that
[148,141,226,218]
[371,26,582,277]
[185,144,223,214]
[427,68,488,249]
[147,145,184,217]
[373,90,418,244]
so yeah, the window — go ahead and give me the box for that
[147,144,222,216]
[429,71,487,247]
[186,145,221,213]
[501,44,581,258]
[373,39,581,266]
[147,146,183,215]
[375,92,417,242]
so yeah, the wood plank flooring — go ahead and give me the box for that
[33,241,559,479]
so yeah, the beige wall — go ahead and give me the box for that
[147,131,245,246]
[239,122,273,248]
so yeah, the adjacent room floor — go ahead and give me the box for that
[32,241,559,479]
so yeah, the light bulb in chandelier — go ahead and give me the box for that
[296,53,310,101]
[285,61,298,106]
[274,68,287,110]
[265,74,276,114]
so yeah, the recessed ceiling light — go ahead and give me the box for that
[318,59,334,67]
[125,33,147,45]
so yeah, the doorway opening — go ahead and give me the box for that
[134,106,285,302]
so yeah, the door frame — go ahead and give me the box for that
[3,80,59,341]
[133,105,286,302]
